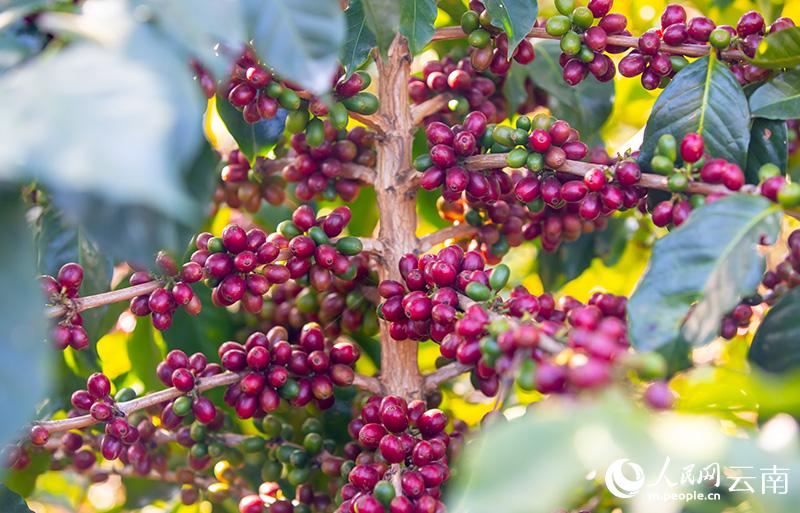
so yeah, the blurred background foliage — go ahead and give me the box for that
[0,0,798,511]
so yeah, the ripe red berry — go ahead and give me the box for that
[57,263,84,290]
[680,133,704,163]
[87,373,111,399]
[583,168,606,191]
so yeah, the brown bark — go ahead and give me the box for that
[373,35,425,398]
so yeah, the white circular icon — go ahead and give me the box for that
[605,458,646,499]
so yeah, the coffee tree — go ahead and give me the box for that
[1,0,800,511]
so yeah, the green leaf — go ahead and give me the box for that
[341,0,376,77]
[400,0,437,55]
[447,392,800,513]
[628,195,781,354]
[216,98,287,163]
[141,0,247,78]
[745,118,788,183]
[749,286,800,373]
[0,484,33,512]
[749,70,800,119]
[247,0,345,95]
[750,26,800,69]
[513,41,614,139]
[639,56,750,171]
[0,194,49,448]
[127,321,166,391]
[483,0,538,54]
[361,0,401,56]
[537,217,632,291]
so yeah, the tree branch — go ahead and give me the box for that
[46,281,163,319]
[36,372,244,434]
[411,94,452,125]
[423,362,472,390]
[418,224,479,253]
[349,112,385,134]
[431,26,746,60]
[46,238,383,320]
[463,153,732,196]
[353,372,383,394]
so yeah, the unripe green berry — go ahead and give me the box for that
[461,10,480,33]
[546,15,571,37]
[656,134,677,161]
[651,155,675,175]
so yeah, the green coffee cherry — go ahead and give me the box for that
[571,6,594,29]
[468,28,491,48]
[651,155,675,175]
[758,163,781,181]
[207,236,225,253]
[303,433,323,454]
[285,109,309,134]
[669,55,689,73]
[560,31,582,56]
[515,115,531,131]
[335,236,363,256]
[546,15,572,37]
[448,96,470,115]
[461,10,480,33]
[555,0,576,16]
[689,194,706,209]
[492,125,515,147]
[506,148,529,168]
[308,225,330,246]
[709,28,732,49]
[305,118,325,148]
[526,152,544,171]
[489,263,510,290]
[656,134,677,161]
[413,154,433,171]
[266,82,284,98]
[172,396,192,417]
[517,359,538,391]
[278,89,301,110]
[343,92,379,115]
[579,46,595,63]
[278,220,302,239]
[114,387,136,403]
[778,182,800,208]
[668,173,689,192]
[465,281,492,301]
[329,102,349,130]
[374,481,396,506]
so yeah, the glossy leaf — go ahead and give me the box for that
[361,0,401,56]
[749,286,800,373]
[483,0,538,54]
[639,56,750,170]
[745,118,788,183]
[400,0,437,55]
[127,317,167,391]
[628,195,781,353]
[215,98,287,163]
[749,70,800,119]
[0,195,49,448]
[0,484,33,513]
[341,0,376,77]
[750,27,800,69]
[248,0,345,94]
[447,392,800,513]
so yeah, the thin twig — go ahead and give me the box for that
[349,112,385,134]
[423,362,472,390]
[431,26,746,60]
[410,94,452,125]
[353,373,383,394]
[417,224,479,252]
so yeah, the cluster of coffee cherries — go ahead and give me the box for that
[647,132,744,228]
[409,56,507,125]
[337,396,458,513]
[378,245,510,343]
[459,1,536,74]
[545,0,626,85]
[156,349,224,423]
[40,262,90,351]
[214,150,287,213]
[283,125,376,202]
[64,373,148,461]
[720,229,800,339]
[216,324,361,419]
[260,257,380,340]
[129,252,204,331]
[758,163,800,209]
